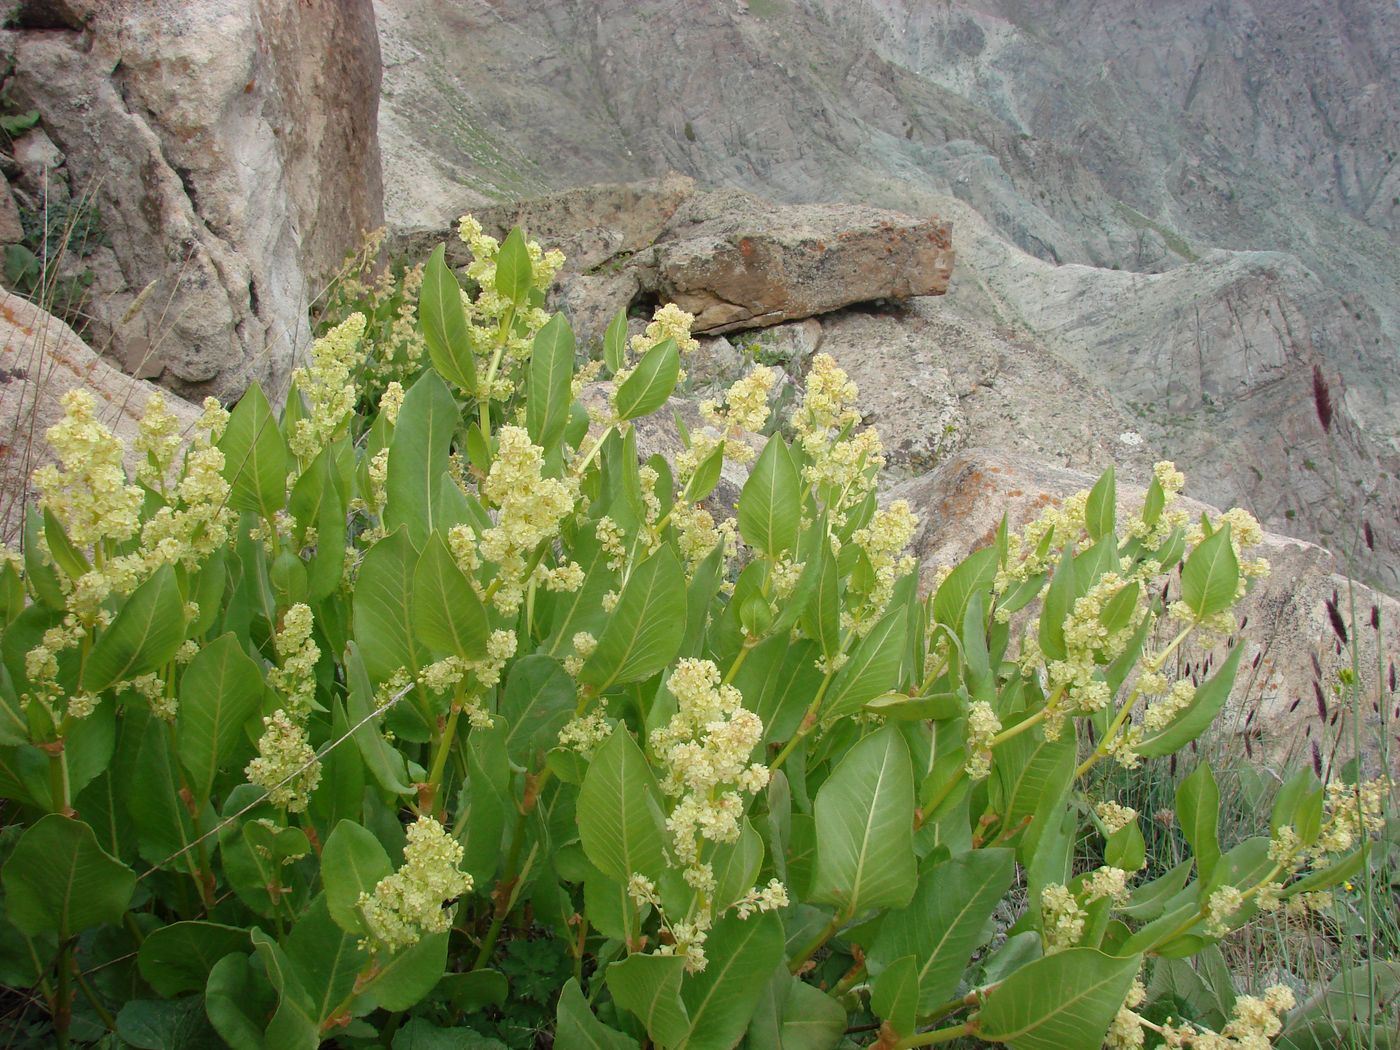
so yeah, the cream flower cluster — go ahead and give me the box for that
[34,389,143,549]
[245,709,321,812]
[848,499,918,629]
[134,392,184,493]
[457,215,563,395]
[651,660,770,870]
[1126,984,1296,1049]
[289,312,366,462]
[1095,801,1138,835]
[269,604,320,719]
[1039,883,1087,953]
[630,302,700,360]
[790,354,883,527]
[358,816,472,952]
[478,426,579,614]
[964,701,1001,780]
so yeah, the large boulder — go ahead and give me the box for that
[892,448,1399,769]
[396,176,954,343]
[636,187,954,334]
[3,0,383,401]
[1,288,201,542]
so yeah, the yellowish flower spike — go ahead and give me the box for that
[34,389,143,549]
[357,816,472,952]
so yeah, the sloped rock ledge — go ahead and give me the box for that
[394,174,953,341]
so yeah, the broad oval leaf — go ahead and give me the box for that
[420,243,478,393]
[138,921,249,997]
[737,435,802,559]
[321,820,392,935]
[977,948,1140,1050]
[83,564,185,692]
[3,814,136,935]
[678,910,785,1050]
[1136,645,1244,757]
[177,632,265,806]
[578,729,668,884]
[822,608,907,722]
[384,370,460,548]
[527,313,576,455]
[1085,467,1116,542]
[219,381,289,518]
[614,337,679,421]
[495,227,534,306]
[809,726,917,915]
[353,527,426,683]
[1181,524,1239,621]
[412,531,489,661]
[868,848,1015,1013]
[581,545,686,690]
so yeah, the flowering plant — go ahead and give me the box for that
[0,220,1387,1049]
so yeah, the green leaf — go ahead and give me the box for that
[385,370,460,548]
[608,953,690,1048]
[809,726,917,915]
[42,507,89,579]
[219,382,288,518]
[614,337,680,421]
[678,911,785,1050]
[872,955,919,1037]
[496,227,534,305]
[500,655,577,765]
[413,531,489,661]
[1084,468,1116,542]
[604,309,629,375]
[1176,762,1222,886]
[932,546,997,630]
[684,441,725,503]
[83,564,185,692]
[527,313,576,454]
[977,948,1141,1050]
[137,921,249,997]
[868,848,1015,1013]
[738,435,802,559]
[22,509,64,609]
[746,970,846,1050]
[1136,646,1244,757]
[344,641,413,795]
[1037,548,1075,663]
[801,539,841,660]
[177,633,264,806]
[321,821,392,935]
[353,528,426,683]
[581,545,686,689]
[115,996,222,1049]
[356,931,449,1013]
[822,608,906,722]
[3,814,135,935]
[1181,524,1239,620]
[555,977,640,1050]
[205,951,278,1050]
[420,243,478,393]
[578,729,668,884]
[392,1017,510,1050]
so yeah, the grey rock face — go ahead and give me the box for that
[0,287,201,543]
[376,0,1400,593]
[891,448,1400,767]
[5,0,383,401]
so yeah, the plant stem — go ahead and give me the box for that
[892,1022,974,1048]
[52,937,71,1050]
[478,307,515,444]
[72,962,115,1032]
[787,912,844,973]
[422,700,464,817]
[771,670,836,773]
[988,705,1048,748]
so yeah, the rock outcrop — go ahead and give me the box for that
[398,177,953,341]
[2,0,383,401]
[375,0,1400,596]
[891,448,1400,768]
[0,287,201,542]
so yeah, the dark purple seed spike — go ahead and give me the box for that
[1326,598,1348,645]
[1312,741,1323,777]
[1314,682,1328,721]
[1313,364,1334,433]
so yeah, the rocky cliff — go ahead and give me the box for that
[376,0,1400,592]
[2,0,383,400]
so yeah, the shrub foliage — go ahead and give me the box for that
[0,221,1388,1049]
